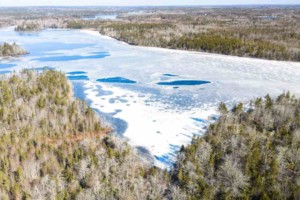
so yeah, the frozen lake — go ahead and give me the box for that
[1,27,300,168]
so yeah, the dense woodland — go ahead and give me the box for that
[0,42,28,57]
[98,15,300,61]
[172,93,300,199]
[95,7,300,61]
[0,71,182,200]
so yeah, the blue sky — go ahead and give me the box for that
[0,0,299,6]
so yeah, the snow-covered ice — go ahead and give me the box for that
[1,27,300,168]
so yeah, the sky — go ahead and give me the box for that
[0,0,299,6]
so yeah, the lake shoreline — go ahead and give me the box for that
[80,29,300,65]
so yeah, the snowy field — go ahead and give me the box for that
[1,27,300,168]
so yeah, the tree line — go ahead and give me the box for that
[98,22,300,61]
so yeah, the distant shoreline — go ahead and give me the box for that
[81,29,300,64]
[0,4,299,8]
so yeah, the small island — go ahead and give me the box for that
[0,42,28,57]
[15,22,41,32]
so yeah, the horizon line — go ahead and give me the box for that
[0,4,299,7]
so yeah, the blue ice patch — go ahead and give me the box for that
[97,77,136,84]
[0,63,16,69]
[67,75,89,81]
[157,80,210,86]
[33,52,109,62]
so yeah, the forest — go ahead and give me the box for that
[172,93,300,199]
[98,20,300,61]
[96,7,300,61]
[0,70,299,199]
[0,70,179,200]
